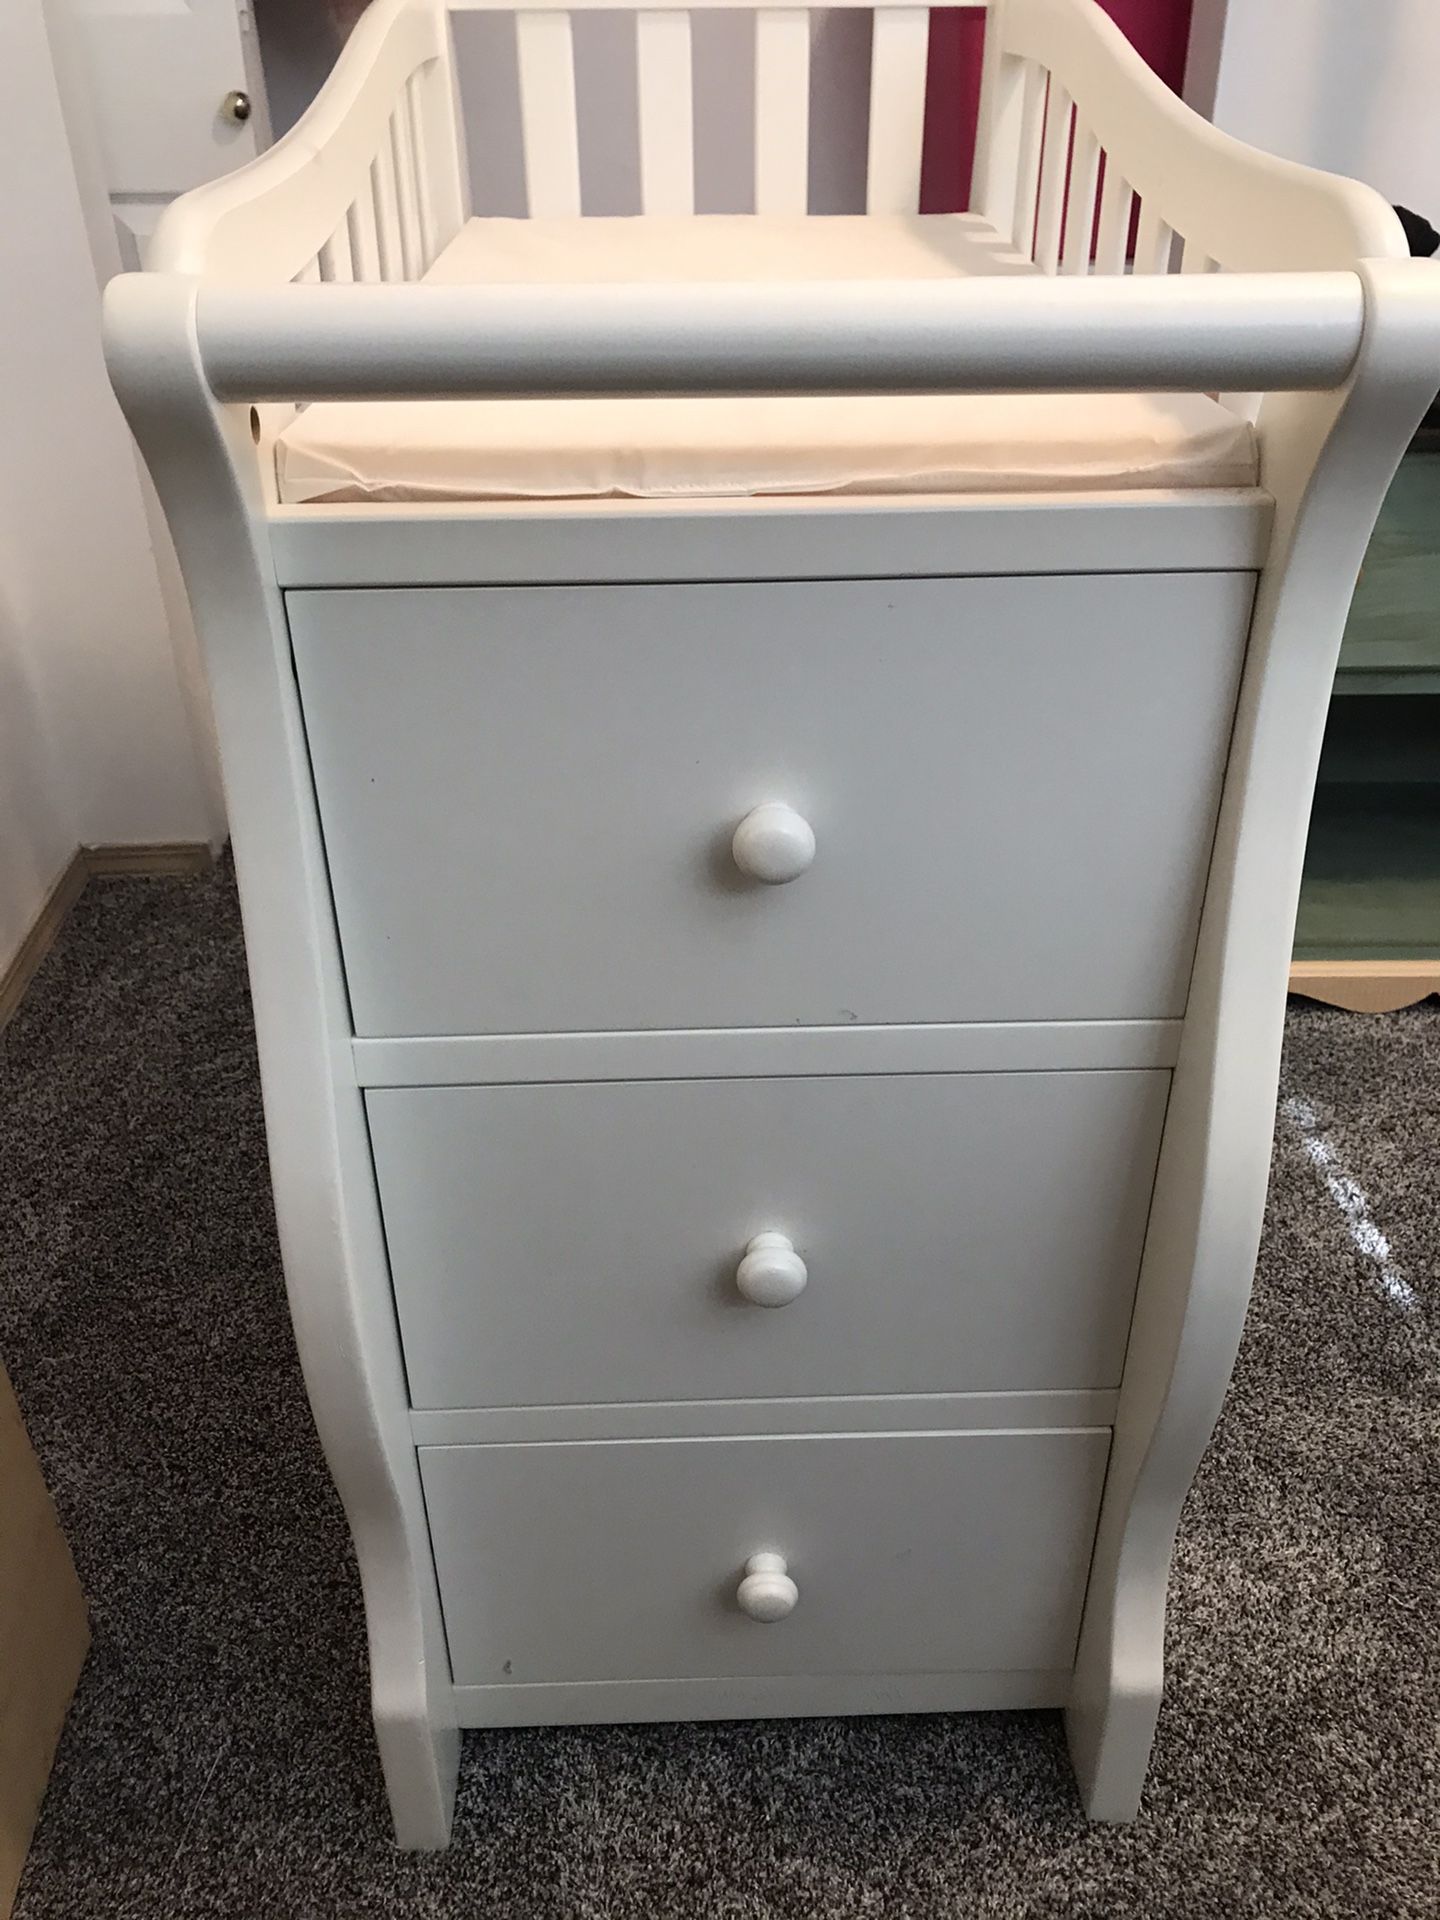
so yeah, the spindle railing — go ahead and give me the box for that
[150,0,1402,316]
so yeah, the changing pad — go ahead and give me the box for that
[275,214,1260,505]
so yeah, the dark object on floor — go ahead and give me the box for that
[0,1362,88,1919]
[1,867,1437,1918]
[1394,205,1439,259]
[1394,207,1440,435]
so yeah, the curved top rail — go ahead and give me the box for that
[159,269,1368,402]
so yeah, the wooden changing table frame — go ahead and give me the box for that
[104,0,1440,1848]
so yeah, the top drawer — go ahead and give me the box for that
[290,573,1250,1038]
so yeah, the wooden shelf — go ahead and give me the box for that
[1290,959,1440,1014]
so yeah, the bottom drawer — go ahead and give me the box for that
[421,1429,1110,1690]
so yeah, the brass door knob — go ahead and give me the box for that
[221,89,252,125]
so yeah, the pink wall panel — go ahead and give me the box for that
[919,0,1196,214]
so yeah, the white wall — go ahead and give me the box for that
[1187,0,1440,215]
[0,0,224,973]
[0,587,76,975]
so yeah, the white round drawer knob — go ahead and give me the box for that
[731,803,816,884]
[735,1232,808,1308]
[736,1552,799,1622]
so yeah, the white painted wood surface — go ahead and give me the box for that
[148,0,463,282]
[516,11,581,216]
[992,0,1403,273]
[289,572,1250,1037]
[1133,199,1173,276]
[268,492,1274,588]
[409,1389,1121,1444]
[1093,160,1133,275]
[420,1429,1111,1686]
[1061,120,1101,275]
[140,0,1405,294]
[370,140,406,280]
[753,10,811,215]
[367,1070,1168,1407]
[389,93,426,277]
[452,1669,1071,1726]
[1012,60,1047,252]
[971,22,1024,240]
[104,274,459,1850]
[865,8,931,215]
[352,1019,1181,1086]
[103,0,1440,1849]
[196,272,1369,399]
[1033,81,1072,275]
[636,11,695,214]
[1065,255,1440,1821]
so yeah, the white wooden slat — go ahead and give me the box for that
[390,96,424,280]
[866,7,930,214]
[294,255,322,285]
[346,179,384,284]
[636,11,695,214]
[1060,118,1100,275]
[1093,161,1132,276]
[371,144,404,282]
[1032,80,1072,275]
[517,10,582,218]
[754,9,811,215]
[404,69,438,269]
[317,221,355,284]
[1012,59,1046,256]
[973,44,1022,242]
[1134,198,1175,275]
[1181,237,1216,274]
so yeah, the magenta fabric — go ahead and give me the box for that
[918,0,1195,215]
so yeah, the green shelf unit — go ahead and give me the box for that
[1295,783,1440,963]
[1292,448,1440,1003]
[1332,446,1440,694]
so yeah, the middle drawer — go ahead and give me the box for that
[368,1068,1168,1410]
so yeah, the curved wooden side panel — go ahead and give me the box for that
[102,274,458,1849]
[148,0,463,284]
[1067,257,1440,1821]
[986,0,1405,273]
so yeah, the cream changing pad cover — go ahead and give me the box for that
[275,214,1259,505]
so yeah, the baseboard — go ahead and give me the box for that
[0,843,215,1030]
[0,853,90,1031]
[83,841,215,878]
[1289,958,1440,1013]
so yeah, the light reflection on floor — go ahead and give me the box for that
[1280,1093,1417,1311]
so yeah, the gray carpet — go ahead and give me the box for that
[2,864,1437,1918]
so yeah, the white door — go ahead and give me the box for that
[68,0,272,263]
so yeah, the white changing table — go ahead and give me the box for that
[103,0,1440,1849]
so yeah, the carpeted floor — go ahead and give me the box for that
[1,864,1437,1918]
